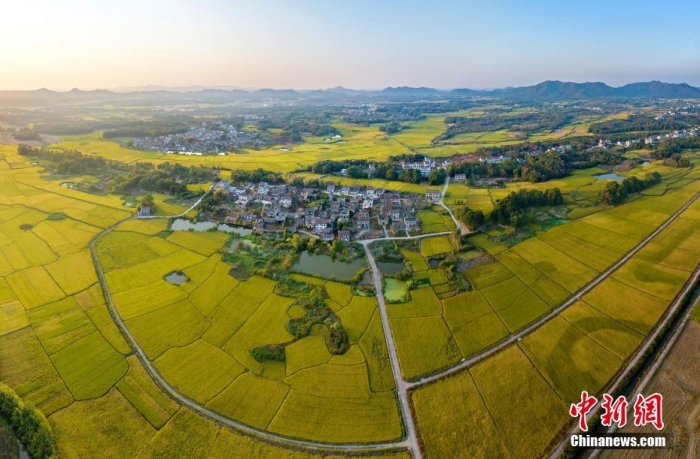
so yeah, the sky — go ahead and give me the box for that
[2,0,699,90]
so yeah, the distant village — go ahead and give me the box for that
[593,126,699,150]
[133,121,263,155]
[210,180,443,242]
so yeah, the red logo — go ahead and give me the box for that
[569,391,598,431]
[633,393,664,430]
[570,392,664,431]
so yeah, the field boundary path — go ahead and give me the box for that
[409,191,700,388]
[88,192,415,456]
[137,184,214,219]
[438,176,469,235]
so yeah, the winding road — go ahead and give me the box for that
[90,188,415,456]
[89,179,700,459]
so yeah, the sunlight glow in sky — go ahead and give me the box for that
[3,0,699,90]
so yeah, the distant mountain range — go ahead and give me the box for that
[1,80,699,106]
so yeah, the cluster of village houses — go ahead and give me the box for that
[215,181,442,241]
[594,127,699,149]
[133,121,262,155]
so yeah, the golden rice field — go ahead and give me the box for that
[412,181,700,458]
[3,133,700,458]
[1,144,409,456]
[94,217,404,443]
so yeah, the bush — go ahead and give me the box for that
[250,345,286,363]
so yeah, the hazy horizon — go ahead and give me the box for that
[4,0,699,91]
[5,79,700,93]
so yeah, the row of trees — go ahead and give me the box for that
[599,173,662,205]
[0,383,57,459]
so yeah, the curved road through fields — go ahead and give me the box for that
[89,198,415,456]
[90,180,700,459]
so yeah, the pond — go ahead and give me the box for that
[376,261,405,276]
[164,271,188,285]
[595,173,625,182]
[291,252,366,280]
[429,259,441,269]
[171,218,251,236]
[384,278,409,302]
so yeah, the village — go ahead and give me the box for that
[209,179,444,242]
[594,126,699,149]
[132,120,262,155]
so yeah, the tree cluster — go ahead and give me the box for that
[229,168,285,184]
[307,154,448,185]
[18,145,217,196]
[490,187,564,227]
[447,149,620,184]
[456,208,485,230]
[13,128,42,142]
[379,121,404,134]
[662,154,691,168]
[599,173,662,205]
[250,344,286,363]
[0,383,57,459]
[651,136,700,159]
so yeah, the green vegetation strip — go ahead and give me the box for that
[0,382,57,459]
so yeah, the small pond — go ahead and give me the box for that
[384,278,409,302]
[164,271,188,285]
[429,259,441,269]
[594,173,625,182]
[291,252,366,280]
[171,218,251,236]
[376,261,405,275]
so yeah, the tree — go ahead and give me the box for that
[290,234,302,251]
[428,169,447,186]
[456,207,485,231]
[141,194,155,208]
[346,166,364,179]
